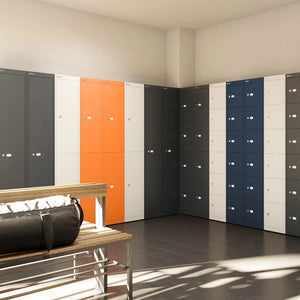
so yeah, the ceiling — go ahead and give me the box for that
[38,0,300,29]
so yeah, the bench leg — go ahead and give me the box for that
[127,241,133,300]
[73,254,78,279]
[93,247,108,294]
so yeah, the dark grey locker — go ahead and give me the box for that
[286,129,300,154]
[286,204,300,237]
[286,73,300,104]
[286,179,300,206]
[26,72,54,187]
[286,155,300,180]
[286,103,300,129]
[0,69,26,189]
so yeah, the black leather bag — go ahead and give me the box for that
[0,195,83,254]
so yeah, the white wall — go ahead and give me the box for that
[166,28,180,87]
[195,3,300,85]
[0,0,166,85]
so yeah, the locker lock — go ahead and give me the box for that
[196,134,202,138]
[246,186,254,190]
[147,150,154,153]
[289,165,297,169]
[289,190,297,195]
[246,139,254,143]
[196,165,202,169]
[246,116,254,120]
[196,196,202,200]
[165,149,172,153]
[228,184,235,188]
[181,164,187,168]
[32,153,42,157]
[181,104,187,108]
[246,162,254,167]
[288,114,297,118]
[228,117,235,121]
[1,153,12,158]
[181,194,187,198]
[288,140,297,144]
[228,95,235,99]
[182,134,187,138]
[196,103,202,107]
[228,206,235,210]
[247,209,254,214]
[288,89,297,93]
[107,117,114,120]
[228,162,235,166]
[228,139,235,143]
[84,116,92,120]
[246,93,254,97]
[289,216,297,221]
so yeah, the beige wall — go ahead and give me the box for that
[195,3,300,85]
[0,0,166,85]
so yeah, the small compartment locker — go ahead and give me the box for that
[286,203,300,236]
[286,103,300,128]
[227,152,243,175]
[244,106,263,130]
[286,73,300,104]
[264,130,285,154]
[244,130,263,153]
[243,78,263,107]
[244,198,263,229]
[226,81,244,108]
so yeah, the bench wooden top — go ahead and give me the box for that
[0,226,132,265]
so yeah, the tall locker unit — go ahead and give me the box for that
[145,85,179,219]
[226,78,264,229]
[26,72,54,188]
[55,75,80,185]
[209,83,226,222]
[125,83,144,222]
[264,75,286,234]
[179,85,209,218]
[286,72,300,237]
[0,69,26,189]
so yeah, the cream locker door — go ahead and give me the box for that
[125,82,144,152]
[264,202,285,234]
[210,82,226,109]
[125,152,144,221]
[264,75,285,105]
[55,75,80,185]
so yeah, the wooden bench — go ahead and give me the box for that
[0,183,133,299]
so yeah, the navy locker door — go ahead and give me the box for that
[227,107,243,130]
[227,197,243,225]
[244,199,263,229]
[227,152,243,175]
[244,106,263,130]
[244,176,263,201]
[286,73,300,104]
[226,81,244,108]
[244,130,263,153]
[244,78,263,107]
[27,72,54,187]
[227,174,243,199]
[244,153,263,177]
[227,130,244,153]
[0,69,26,189]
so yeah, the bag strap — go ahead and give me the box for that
[41,213,54,252]
[70,196,84,226]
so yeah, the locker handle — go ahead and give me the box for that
[196,134,202,138]
[32,153,42,157]
[228,139,235,143]
[229,94,235,99]
[289,216,297,220]
[246,186,254,190]
[181,164,187,168]
[246,116,254,120]
[228,117,235,121]
[228,161,235,166]
[228,184,235,188]
[181,194,187,198]
[109,185,114,189]
[288,114,297,118]
[181,134,187,138]
[289,191,297,195]
[84,116,92,120]
[107,117,114,120]
[246,162,254,167]
[1,153,12,158]
[246,93,254,97]
[181,104,187,108]
[165,149,172,153]
[289,165,297,169]
[196,165,201,169]
[247,209,254,214]
[288,88,297,93]
[147,150,154,153]
[196,196,202,199]
[288,140,297,144]
[196,103,202,107]
[228,206,235,210]
[246,139,254,143]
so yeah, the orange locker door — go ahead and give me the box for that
[80,78,103,223]
[102,153,125,225]
[102,81,125,153]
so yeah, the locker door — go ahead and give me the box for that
[244,199,263,229]
[125,152,144,222]
[264,153,285,179]
[125,83,144,152]
[102,81,124,153]
[209,194,226,222]
[264,202,285,234]
[244,130,263,153]
[210,108,226,131]
[210,151,226,174]
[227,107,243,130]
[227,152,243,175]
[102,152,124,225]
[286,129,300,154]
[286,103,300,128]
[209,82,226,109]
[286,155,300,180]
[193,86,209,120]
[210,173,226,196]
[286,204,300,237]
[244,153,263,177]
[227,197,243,225]
[264,104,285,129]
[227,174,243,198]
[27,72,54,187]
[264,130,285,154]
[286,179,300,206]
[0,69,25,189]
[227,130,244,153]
[244,176,263,201]
[286,73,300,104]
[210,130,226,152]
[244,78,263,107]
[264,75,285,105]
[226,81,244,108]
[244,106,263,130]
[264,178,285,205]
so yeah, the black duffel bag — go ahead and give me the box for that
[0,195,83,254]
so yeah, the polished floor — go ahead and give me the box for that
[3,215,300,299]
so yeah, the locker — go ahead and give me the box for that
[125,151,144,222]
[27,72,54,187]
[209,82,226,109]
[210,151,226,174]
[227,174,243,198]
[55,154,80,185]
[226,130,243,153]
[286,179,300,206]
[264,154,285,179]
[226,107,243,130]
[244,176,263,201]
[180,181,209,218]
[244,130,263,153]
[0,69,26,189]
[210,172,226,196]
[286,73,300,104]
[264,130,285,154]
[286,203,300,237]
[125,82,144,152]
[244,78,263,107]
[286,154,300,180]
[209,194,226,222]
[226,197,243,225]
[264,75,285,106]
[80,79,102,153]
[102,152,124,225]
[102,81,124,153]
[264,202,285,234]
[264,178,285,205]
[286,129,300,154]
[210,108,226,131]
[210,130,226,152]
[286,103,300,128]
[264,104,285,129]
[244,199,263,229]
[227,152,243,175]
[244,106,263,130]
[226,81,244,108]
[180,151,209,182]
[244,153,263,177]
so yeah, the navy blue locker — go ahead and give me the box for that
[227,152,243,175]
[244,176,263,201]
[227,174,243,199]
[226,81,244,108]
[227,107,243,130]
[244,130,263,153]
[244,199,263,229]
[227,130,244,153]
[244,78,263,107]
[244,106,263,130]
[227,197,243,225]
[244,153,263,177]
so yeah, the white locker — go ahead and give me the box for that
[210,130,226,152]
[264,104,285,129]
[264,178,285,205]
[210,108,226,131]
[209,194,226,222]
[209,82,226,109]
[125,82,144,152]
[264,75,285,105]
[264,202,285,234]
[264,130,285,154]
[210,151,226,174]
[125,151,144,222]
[264,154,285,179]
[209,173,226,196]
[55,75,80,185]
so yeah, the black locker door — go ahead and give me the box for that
[0,69,26,189]
[145,86,163,218]
[27,72,54,187]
